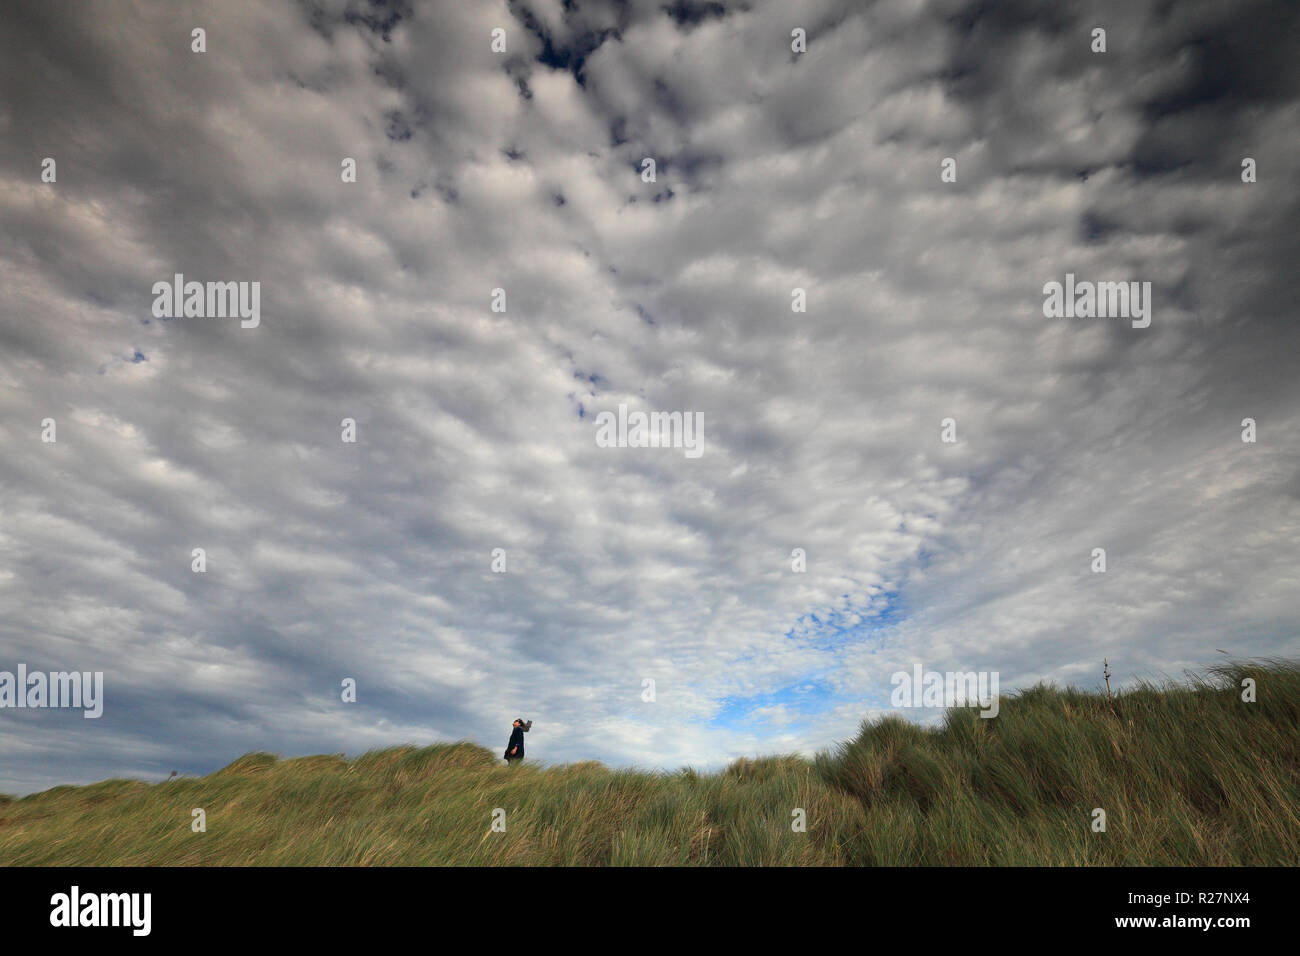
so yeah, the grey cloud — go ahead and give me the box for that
[0,0,1296,794]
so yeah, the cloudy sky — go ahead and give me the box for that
[1,0,1297,795]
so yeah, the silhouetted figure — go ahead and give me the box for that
[504,718,532,764]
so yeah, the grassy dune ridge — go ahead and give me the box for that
[1,660,1296,865]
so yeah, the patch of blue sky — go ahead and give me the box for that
[707,675,843,734]
[785,589,905,652]
[701,591,909,732]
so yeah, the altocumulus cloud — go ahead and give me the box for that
[0,0,1297,794]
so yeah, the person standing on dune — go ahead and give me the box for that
[504,718,532,765]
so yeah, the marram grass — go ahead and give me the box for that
[1,660,1296,866]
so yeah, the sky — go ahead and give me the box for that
[1,0,1297,795]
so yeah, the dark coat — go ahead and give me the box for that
[504,726,525,759]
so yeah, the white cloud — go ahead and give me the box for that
[0,0,1296,794]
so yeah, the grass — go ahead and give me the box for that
[1,659,1296,865]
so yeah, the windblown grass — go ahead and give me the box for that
[1,660,1295,865]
